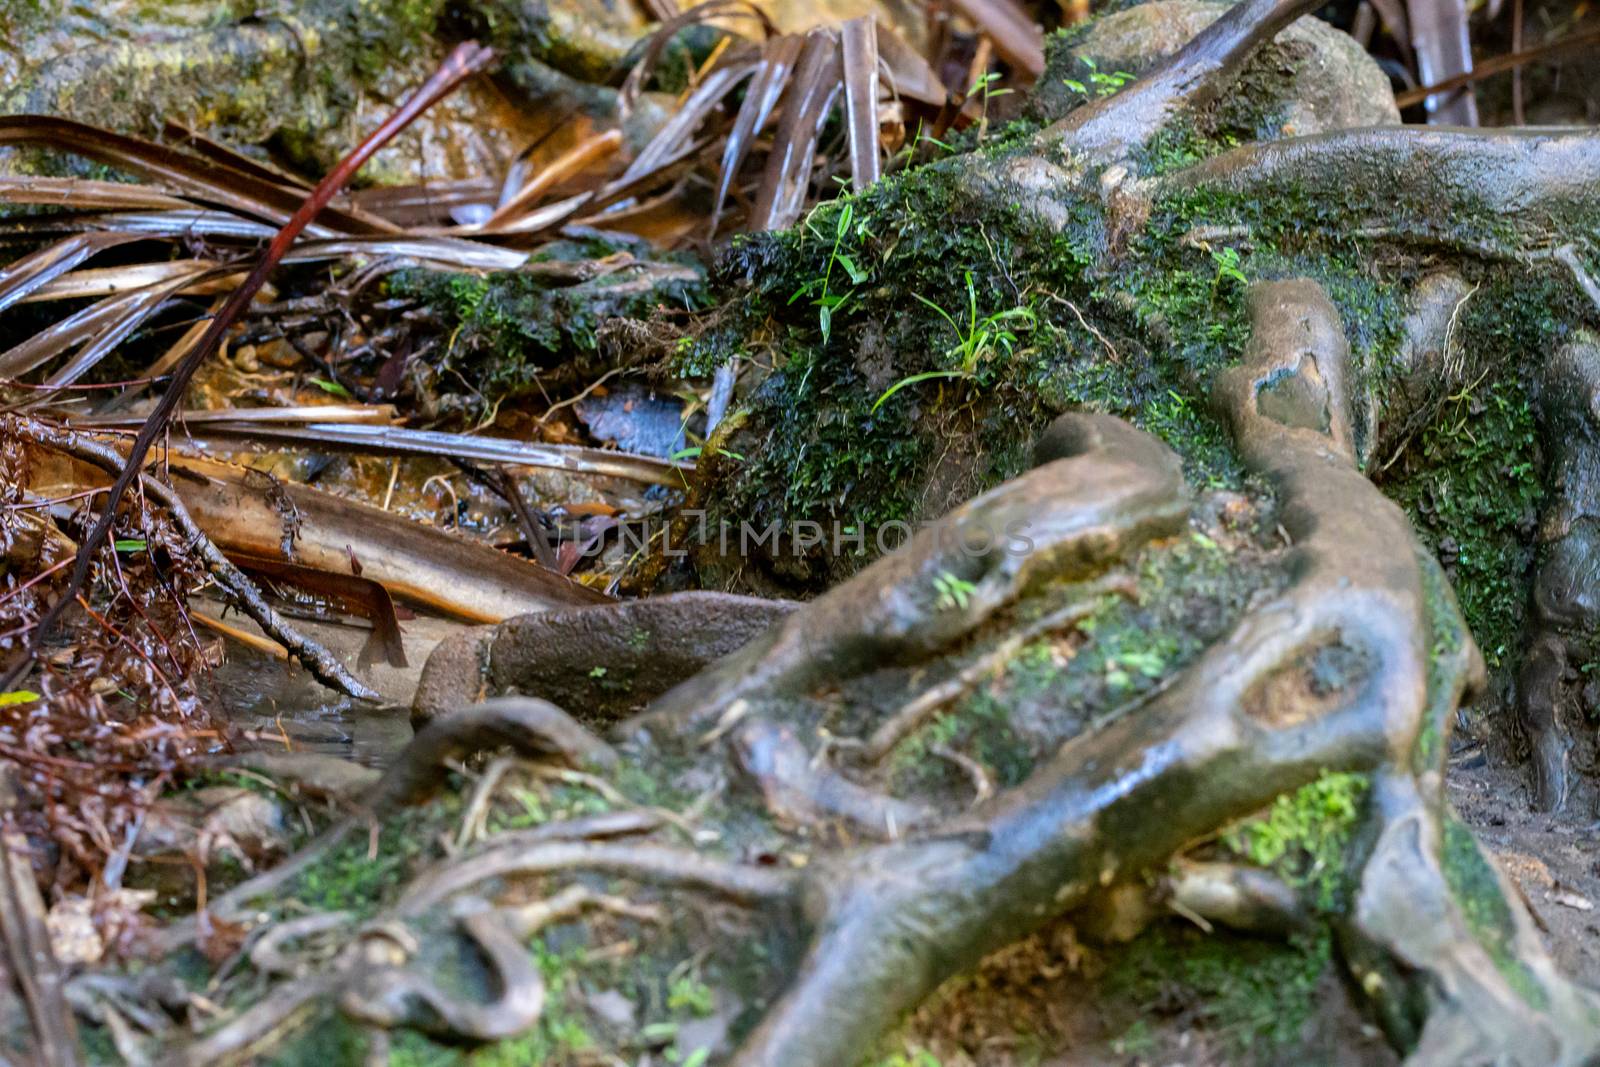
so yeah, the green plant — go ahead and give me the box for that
[1105,648,1166,691]
[790,201,871,344]
[968,70,1014,137]
[873,272,1035,410]
[933,570,977,611]
[1063,57,1134,98]
[1222,771,1370,911]
[667,974,716,1017]
[871,1050,943,1067]
[1210,245,1248,288]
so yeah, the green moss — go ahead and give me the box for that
[1439,817,1548,1008]
[1222,771,1370,912]
[690,162,1090,576]
[263,1010,371,1067]
[1414,550,1470,773]
[863,1049,945,1067]
[890,532,1274,791]
[387,242,705,413]
[1386,374,1542,666]
[1105,924,1334,1057]
[0,0,47,35]
[285,798,455,917]
[338,0,445,80]
[687,146,1274,584]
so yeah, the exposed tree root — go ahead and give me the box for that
[1516,340,1600,811]
[338,904,547,1040]
[394,839,797,917]
[1151,126,1600,251]
[709,279,1597,1065]
[859,574,1134,763]
[371,696,616,808]
[627,410,1190,745]
[1163,859,1309,935]
[412,591,797,724]
[53,1,1600,1060]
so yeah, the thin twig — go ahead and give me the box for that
[8,417,376,699]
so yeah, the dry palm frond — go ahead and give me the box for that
[841,17,884,191]
[712,33,805,226]
[749,27,846,231]
[949,0,1046,80]
[0,116,395,235]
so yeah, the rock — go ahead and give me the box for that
[586,988,637,1031]
[1036,0,1399,134]
[0,0,670,185]
[751,0,932,53]
[576,382,689,458]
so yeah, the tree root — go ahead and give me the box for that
[152,702,625,956]
[369,696,616,809]
[713,278,1598,1066]
[627,410,1189,745]
[144,277,1600,1065]
[395,839,797,918]
[1151,126,1600,251]
[1164,859,1309,935]
[731,717,937,838]
[859,575,1135,763]
[1515,339,1600,811]
[411,591,797,725]
[338,904,546,1041]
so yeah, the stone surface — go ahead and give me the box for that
[1037,0,1399,134]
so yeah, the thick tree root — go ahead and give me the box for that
[1151,126,1600,250]
[1516,340,1600,811]
[370,696,616,808]
[150,279,1600,1064]
[627,411,1190,745]
[710,279,1600,1065]
[412,591,797,724]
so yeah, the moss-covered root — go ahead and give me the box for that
[1044,0,1323,165]
[626,413,1191,747]
[718,281,1449,1066]
[1519,339,1600,811]
[1343,773,1600,1065]
[1149,126,1600,259]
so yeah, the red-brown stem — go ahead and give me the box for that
[3,41,495,692]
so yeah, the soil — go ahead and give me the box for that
[1449,737,1600,990]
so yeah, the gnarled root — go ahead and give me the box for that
[371,696,616,809]
[1151,126,1600,254]
[718,279,1599,1066]
[412,591,797,725]
[628,410,1190,745]
[1514,340,1600,811]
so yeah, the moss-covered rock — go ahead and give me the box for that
[1034,1,1399,137]
[386,238,706,413]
